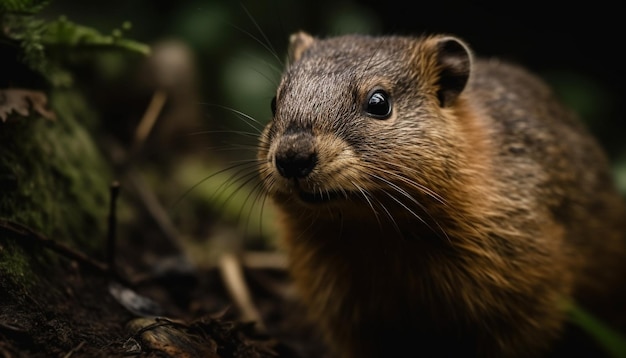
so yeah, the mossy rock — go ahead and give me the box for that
[0,88,111,285]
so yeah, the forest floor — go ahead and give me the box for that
[0,223,329,358]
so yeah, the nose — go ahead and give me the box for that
[276,150,317,178]
[274,130,317,179]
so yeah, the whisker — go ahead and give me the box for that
[215,160,263,197]
[368,171,450,243]
[197,144,260,155]
[199,103,265,135]
[373,191,402,237]
[200,159,273,241]
[252,176,273,239]
[209,165,265,224]
[357,42,389,85]
[378,163,481,240]
[297,209,320,245]
[374,163,447,205]
[200,140,259,152]
[236,3,283,66]
[239,51,282,82]
[170,160,259,210]
[236,170,269,230]
[381,189,427,227]
[186,129,261,138]
[352,182,384,230]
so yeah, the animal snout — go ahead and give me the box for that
[274,131,317,179]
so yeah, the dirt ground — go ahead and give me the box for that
[0,228,329,358]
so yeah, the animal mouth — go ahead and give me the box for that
[288,178,354,204]
[298,189,346,204]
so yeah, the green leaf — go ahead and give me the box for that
[567,300,626,358]
[42,17,150,55]
[0,0,50,14]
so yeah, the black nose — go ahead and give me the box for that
[275,150,317,178]
[274,129,317,179]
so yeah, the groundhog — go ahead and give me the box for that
[256,32,626,357]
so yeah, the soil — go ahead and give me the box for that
[0,229,329,358]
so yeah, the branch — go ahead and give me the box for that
[0,219,131,286]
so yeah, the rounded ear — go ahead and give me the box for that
[434,36,472,107]
[288,31,315,64]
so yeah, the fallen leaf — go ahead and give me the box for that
[0,89,56,122]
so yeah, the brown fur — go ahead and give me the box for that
[257,32,626,357]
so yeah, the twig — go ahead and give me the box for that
[113,86,184,253]
[62,341,86,358]
[0,321,27,333]
[125,169,185,252]
[0,219,131,286]
[218,252,266,333]
[130,89,168,156]
[103,138,185,254]
[242,251,287,270]
[106,181,121,270]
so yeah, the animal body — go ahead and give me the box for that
[257,32,626,357]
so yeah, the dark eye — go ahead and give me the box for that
[364,88,392,119]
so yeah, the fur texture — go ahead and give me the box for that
[257,33,626,357]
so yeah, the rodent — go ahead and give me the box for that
[256,32,626,357]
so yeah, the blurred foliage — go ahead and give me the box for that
[1,0,149,88]
[39,0,624,170]
[43,16,149,53]
[172,157,279,245]
[567,300,626,358]
[0,0,50,13]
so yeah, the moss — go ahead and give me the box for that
[0,87,111,281]
[0,241,35,287]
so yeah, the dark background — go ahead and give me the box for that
[42,0,626,180]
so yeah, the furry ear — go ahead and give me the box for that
[433,36,472,107]
[288,31,315,63]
